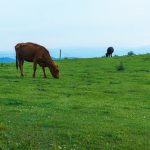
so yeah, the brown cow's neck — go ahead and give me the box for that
[48,59,56,69]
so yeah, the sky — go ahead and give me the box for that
[0,0,150,51]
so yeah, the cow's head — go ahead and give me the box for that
[50,64,59,79]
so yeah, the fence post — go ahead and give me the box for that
[59,49,62,60]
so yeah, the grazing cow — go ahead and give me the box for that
[15,42,59,79]
[106,47,114,57]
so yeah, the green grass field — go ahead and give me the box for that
[0,54,150,150]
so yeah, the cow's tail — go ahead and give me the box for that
[16,54,18,70]
[15,44,19,70]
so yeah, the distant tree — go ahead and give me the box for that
[64,57,68,60]
[127,51,135,56]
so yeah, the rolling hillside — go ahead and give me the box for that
[0,54,150,150]
[0,57,15,63]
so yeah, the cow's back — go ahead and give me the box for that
[15,42,50,62]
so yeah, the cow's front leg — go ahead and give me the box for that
[42,67,47,78]
[33,61,37,78]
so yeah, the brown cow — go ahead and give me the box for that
[15,42,59,79]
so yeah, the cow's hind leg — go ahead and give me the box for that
[19,60,24,77]
[21,61,24,76]
[33,61,37,78]
[42,67,47,78]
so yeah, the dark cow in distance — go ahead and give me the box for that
[106,47,114,57]
[15,42,59,79]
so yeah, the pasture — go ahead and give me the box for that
[0,54,150,150]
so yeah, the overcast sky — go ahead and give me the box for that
[0,0,150,50]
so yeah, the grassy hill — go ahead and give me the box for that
[0,54,150,150]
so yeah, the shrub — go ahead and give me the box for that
[0,63,4,67]
[116,62,125,71]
